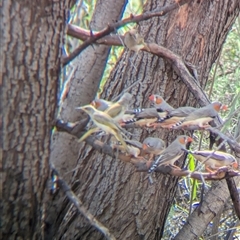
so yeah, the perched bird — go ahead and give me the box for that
[190,150,238,172]
[76,105,128,150]
[153,106,197,129]
[105,93,132,122]
[124,29,148,52]
[113,139,143,158]
[91,98,112,111]
[122,108,167,127]
[148,94,175,112]
[172,102,227,129]
[163,106,197,119]
[142,137,166,160]
[148,135,193,173]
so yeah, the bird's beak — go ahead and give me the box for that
[186,137,193,143]
[142,143,148,150]
[221,104,228,111]
[232,162,238,169]
[149,95,154,101]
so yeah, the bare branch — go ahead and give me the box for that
[226,178,240,220]
[67,24,123,46]
[51,166,116,240]
[207,126,240,154]
[63,0,192,66]
[174,178,240,240]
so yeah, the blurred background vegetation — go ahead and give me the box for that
[64,1,240,238]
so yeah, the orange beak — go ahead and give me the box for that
[149,95,154,101]
[232,162,238,169]
[142,143,148,150]
[221,104,228,111]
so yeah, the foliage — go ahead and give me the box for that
[163,16,240,240]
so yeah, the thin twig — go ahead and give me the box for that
[63,0,191,66]
[50,165,116,240]
[207,127,240,154]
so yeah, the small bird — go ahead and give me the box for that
[163,106,197,119]
[105,93,132,122]
[91,98,112,111]
[172,102,227,129]
[123,108,167,127]
[148,94,175,112]
[142,137,166,160]
[148,135,193,173]
[190,150,238,172]
[153,106,197,129]
[113,139,143,158]
[124,29,148,52]
[76,105,128,150]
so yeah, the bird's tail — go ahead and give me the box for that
[148,155,163,173]
[125,108,145,114]
[171,120,183,129]
[156,115,171,123]
[122,118,137,125]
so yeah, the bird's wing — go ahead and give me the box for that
[136,108,159,118]
[93,113,119,130]
[155,102,174,112]
[125,140,143,149]
[159,150,184,165]
[169,107,197,117]
[105,103,123,118]
[158,141,184,165]
[193,151,236,163]
[183,106,216,121]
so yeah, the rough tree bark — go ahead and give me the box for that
[45,0,128,239]
[52,0,239,239]
[2,0,71,239]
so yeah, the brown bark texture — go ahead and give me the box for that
[48,0,239,240]
[2,0,68,239]
[45,0,128,239]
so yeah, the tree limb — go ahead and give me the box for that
[67,26,211,108]
[174,178,240,240]
[54,119,240,181]
[63,0,192,66]
[50,166,116,240]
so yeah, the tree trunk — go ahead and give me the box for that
[2,1,69,239]
[45,0,128,239]
[55,0,239,239]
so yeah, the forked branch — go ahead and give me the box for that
[63,0,191,66]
